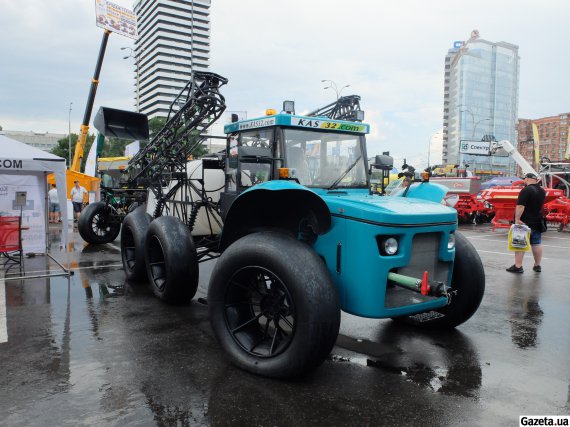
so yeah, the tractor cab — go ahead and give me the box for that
[220,111,371,213]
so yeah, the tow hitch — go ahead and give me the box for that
[388,271,448,297]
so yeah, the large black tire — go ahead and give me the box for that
[120,208,152,282]
[208,232,340,378]
[78,202,121,244]
[393,232,485,329]
[145,216,199,304]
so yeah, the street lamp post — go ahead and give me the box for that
[68,102,73,167]
[121,47,141,112]
[460,108,490,139]
[472,118,491,139]
[321,79,350,100]
[427,135,433,168]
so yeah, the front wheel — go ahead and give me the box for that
[208,232,340,378]
[393,232,485,329]
[78,202,121,244]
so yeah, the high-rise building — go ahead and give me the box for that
[442,30,520,176]
[133,0,211,119]
[518,113,570,168]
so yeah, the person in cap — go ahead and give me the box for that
[506,173,546,273]
[70,180,88,224]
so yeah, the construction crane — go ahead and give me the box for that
[489,140,540,179]
[48,30,113,198]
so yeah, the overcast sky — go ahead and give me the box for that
[1,0,568,168]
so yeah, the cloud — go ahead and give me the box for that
[0,0,568,167]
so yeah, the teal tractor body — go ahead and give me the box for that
[205,111,484,377]
[122,106,485,379]
[218,112,477,320]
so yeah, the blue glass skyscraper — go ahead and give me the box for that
[442,30,520,176]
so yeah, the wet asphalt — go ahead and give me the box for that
[1,223,569,426]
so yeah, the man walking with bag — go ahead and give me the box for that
[506,173,546,273]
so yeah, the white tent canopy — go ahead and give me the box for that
[0,134,69,253]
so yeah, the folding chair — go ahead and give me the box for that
[0,216,23,272]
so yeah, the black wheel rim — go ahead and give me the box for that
[91,210,114,237]
[122,226,136,271]
[223,266,296,358]
[147,235,167,292]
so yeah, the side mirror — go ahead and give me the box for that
[369,155,394,196]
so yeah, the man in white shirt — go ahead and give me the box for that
[70,180,88,223]
[48,184,61,223]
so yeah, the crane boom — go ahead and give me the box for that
[490,140,540,179]
[71,29,111,172]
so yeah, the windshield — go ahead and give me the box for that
[283,129,367,188]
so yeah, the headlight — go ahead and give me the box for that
[383,237,399,255]
[448,233,456,250]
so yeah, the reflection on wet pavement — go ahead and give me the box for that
[508,281,544,349]
[0,224,569,425]
[334,324,482,398]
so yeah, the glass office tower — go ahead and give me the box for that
[442,31,520,175]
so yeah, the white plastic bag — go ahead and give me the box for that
[508,224,530,251]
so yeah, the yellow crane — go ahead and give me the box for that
[48,30,113,201]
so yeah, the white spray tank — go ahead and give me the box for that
[146,159,226,236]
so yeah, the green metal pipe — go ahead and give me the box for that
[387,272,421,291]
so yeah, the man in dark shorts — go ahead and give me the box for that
[506,173,546,273]
[70,180,88,224]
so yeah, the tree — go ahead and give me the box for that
[148,116,166,139]
[51,133,95,171]
[147,116,206,158]
[101,137,131,157]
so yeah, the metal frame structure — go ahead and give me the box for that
[127,71,228,219]
[307,95,364,121]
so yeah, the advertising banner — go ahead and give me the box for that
[95,0,138,39]
[0,174,46,254]
[84,141,98,177]
[459,140,491,156]
[531,123,540,166]
[566,125,570,160]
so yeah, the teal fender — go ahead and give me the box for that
[219,181,331,251]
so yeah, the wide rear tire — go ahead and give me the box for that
[145,216,199,304]
[78,202,120,244]
[208,232,340,378]
[120,207,151,282]
[393,232,485,329]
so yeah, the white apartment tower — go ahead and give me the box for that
[133,0,211,119]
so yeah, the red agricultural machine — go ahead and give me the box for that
[479,142,570,231]
[544,197,570,231]
[481,185,564,230]
[541,162,570,232]
[432,177,494,224]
